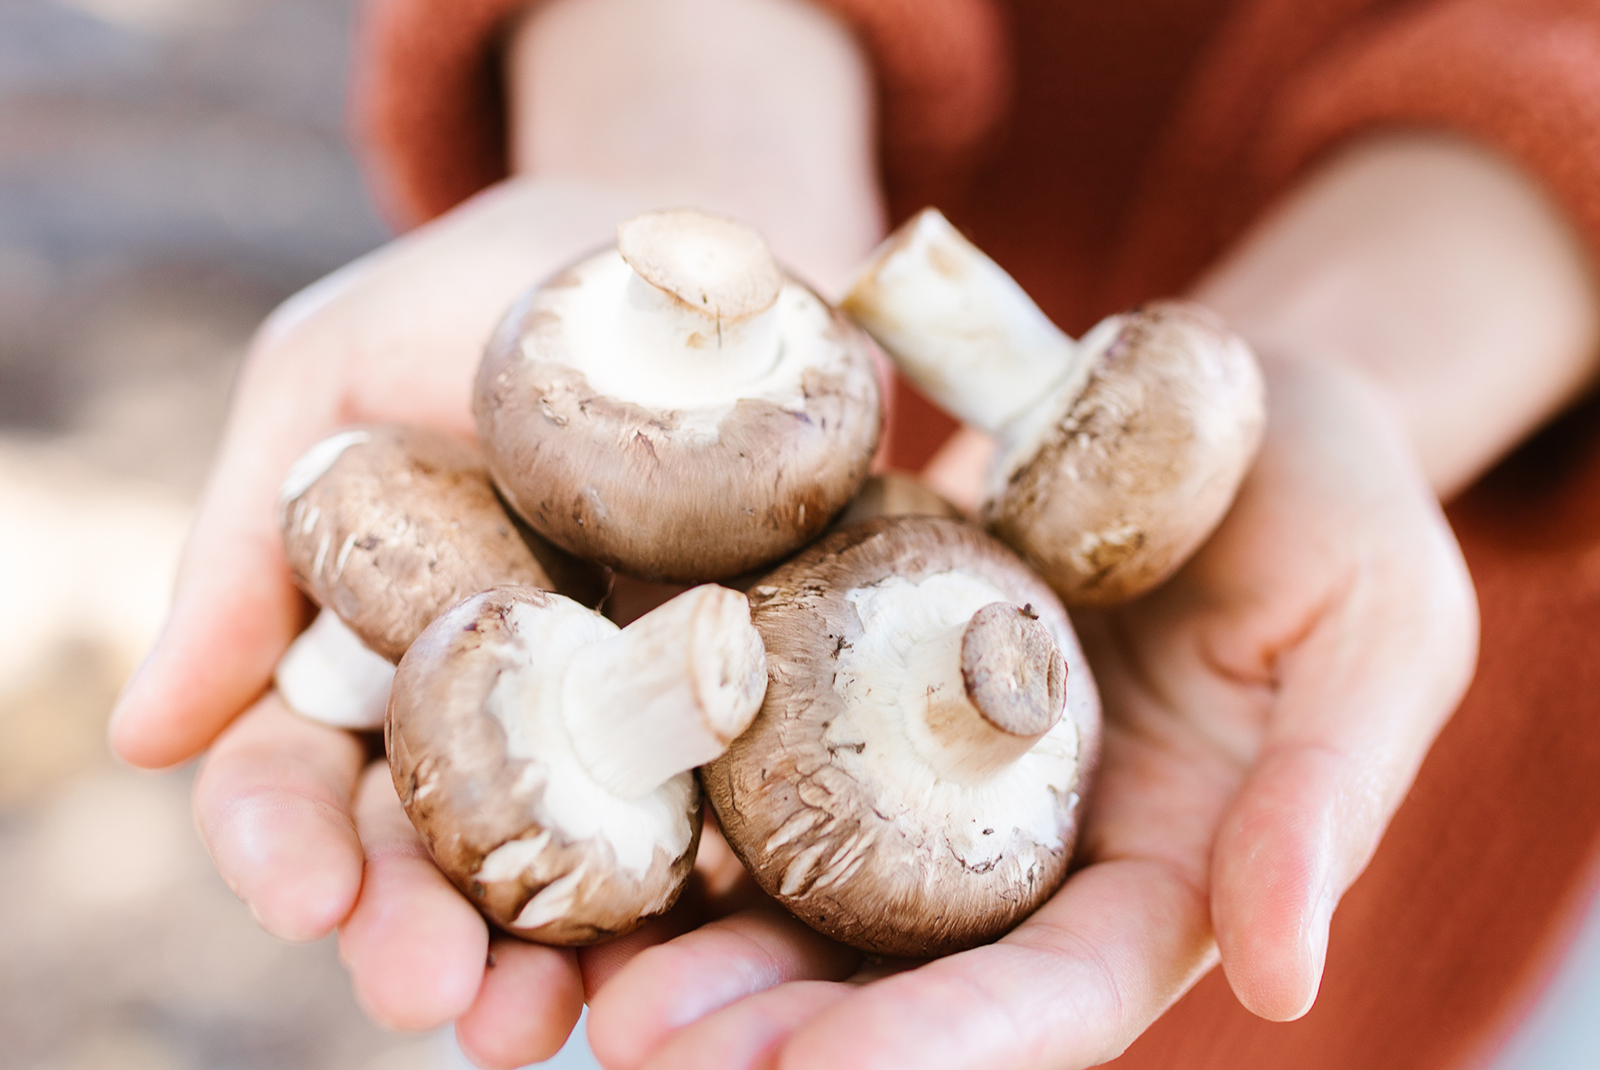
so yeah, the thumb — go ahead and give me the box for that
[1210,508,1477,1020]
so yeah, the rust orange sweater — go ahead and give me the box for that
[349,2,1600,1067]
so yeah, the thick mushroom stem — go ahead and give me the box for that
[274,608,395,730]
[908,602,1066,782]
[842,208,1085,434]
[563,585,768,800]
[588,208,785,400]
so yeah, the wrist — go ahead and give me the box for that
[1192,134,1600,499]
[504,0,884,291]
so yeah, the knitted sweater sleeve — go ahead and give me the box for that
[1257,0,1600,265]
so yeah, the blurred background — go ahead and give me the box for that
[1,1,1596,1068]
[0,1,547,1066]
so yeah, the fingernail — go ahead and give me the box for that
[1296,880,1338,1018]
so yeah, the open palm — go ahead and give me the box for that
[574,354,1477,1070]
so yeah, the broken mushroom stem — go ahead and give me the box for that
[594,209,785,404]
[908,601,1067,781]
[565,584,768,798]
[841,207,1091,437]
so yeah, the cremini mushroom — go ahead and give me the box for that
[827,470,963,532]
[842,208,1265,605]
[704,516,1100,957]
[274,424,599,729]
[475,208,883,583]
[388,583,766,943]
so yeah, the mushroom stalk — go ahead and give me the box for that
[841,208,1087,434]
[563,585,768,799]
[569,209,787,408]
[274,608,395,730]
[906,602,1066,781]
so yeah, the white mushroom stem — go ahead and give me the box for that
[564,208,785,407]
[274,608,395,730]
[842,207,1089,435]
[904,602,1066,782]
[563,585,768,799]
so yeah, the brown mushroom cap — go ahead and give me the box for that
[985,301,1264,605]
[474,210,883,583]
[703,516,1101,957]
[827,470,963,532]
[843,209,1264,607]
[277,424,598,661]
[389,585,723,943]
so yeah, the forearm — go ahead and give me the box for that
[1193,134,1600,498]
[506,0,885,292]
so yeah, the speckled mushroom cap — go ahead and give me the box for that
[986,301,1265,604]
[704,516,1101,957]
[390,583,766,943]
[474,208,883,583]
[277,424,599,662]
[843,208,1264,606]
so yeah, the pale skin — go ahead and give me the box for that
[106,0,1600,1066]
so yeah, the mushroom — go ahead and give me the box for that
[475,208,883,583]
[842,208,1265,605]
[703,516,1100,957]
[274,424,600,729]
[826,470,963,532]
[388,583,767,943]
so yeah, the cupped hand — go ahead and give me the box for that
[572,353,1479,1070]
[114,177,649,1064]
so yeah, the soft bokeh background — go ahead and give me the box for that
[2,1,1596,1068]
[0,1,575,1067]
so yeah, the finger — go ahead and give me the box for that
[108,365,341,768]
[587,907,859,1070]
[192,692,367,941]
[577,816,767,998]
[1204,362,1480,1020]
[454,937,585,1070]
[641,981,850,1070]
[918,425,995,515]
[1211,557,1477,1019]
[339,763,489,1030]
[780,857,1215,1070]
[579,909,701,999]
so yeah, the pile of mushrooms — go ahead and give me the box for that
[265,203,1265,953]
[843,208,1265,604]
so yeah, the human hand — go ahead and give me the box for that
[565,353,1476,1069]
[110,0,886,1059]
[110,177,653,1060]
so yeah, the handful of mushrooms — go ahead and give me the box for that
[267,205,1261,954]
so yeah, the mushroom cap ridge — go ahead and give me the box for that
[278,425,586,661]
[474,257,883,584]
[388,585,701,944]
[703,516,1102,957]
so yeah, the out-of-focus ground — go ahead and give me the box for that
[0,1,469,1066]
